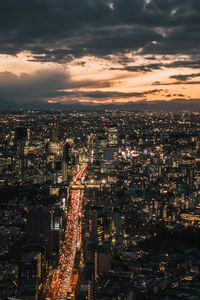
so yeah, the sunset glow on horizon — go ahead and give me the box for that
[0,0,199,106]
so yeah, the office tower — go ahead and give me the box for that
[18,251,42,300]
[26,207,53,261]
[63,142,72,165]
[97,247,110,274]
[87,134,95,163]
[103,125,119,165]
[87,242,98,300]
[51,214,62,264]
[94,138,99,163]
[89,208,105,246]
[50,122,58,142]
[62,160,68,182]
[27,127,31,141]
[88,206,105,300]
[15,126,27,141]
[105,125,118,147]
[103,147,118,162]
[62,142,72,182]
[15,125,27,175]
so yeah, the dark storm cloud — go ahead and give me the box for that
[75,26,163,57]
[0,69,162,103]
[0,70,112,103]
[153,80,200,86]
[142,25,200,55]
[47,88,165,102]
[110,57,200,74]
[0,0,112,58]
[0,70,70,103]
[151,71,200,86]
[75,89,163,99]
[170,73,200,81]
[110,63,162,73]
[0,0,200,61]
[166,58,200,69]
[27,25,163,62]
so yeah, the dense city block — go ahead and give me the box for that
[1,111,200,300]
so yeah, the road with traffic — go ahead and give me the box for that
[46,163,87,299]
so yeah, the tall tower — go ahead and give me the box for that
[18,251,42,299]
[63,142,72,165]
[62,142,72,182]
[50,122,58,142]
[87,134,95,163]
[103,124,119,164]
[105,127,118,147]
[26,207,53,261]
[89,209,104,246]
[87,241,98,300]
[88,206,105,300]
[15,125,27,175]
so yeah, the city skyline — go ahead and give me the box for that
[2,111,200,299]
[0,0,200,107]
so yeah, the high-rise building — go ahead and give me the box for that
[105,126,118,147]
[89,207,105,245]
[62,161,68,182]
[62,143,72,182]
[88,206,105,300]
[63,142,72,165]
[94,138,99,163]
[103,125,119,166]
[18,251,42,300]
[50,122,58,142]
[103,147,118,162]
[15,125,27,175]
[15,126,27,141]
[87,134,95,163]
[87,242,98,300]
[26,207,53,261]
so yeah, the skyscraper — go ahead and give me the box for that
[105,127,118,147]
[26,207,53,261]
[18,251,42,300]
[50,122,58,142]
[63,142,72,165]
[15,125,27,175]
[103,125,119,165]
[15,126,27,141]
[62,142,72,182]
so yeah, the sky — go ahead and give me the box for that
[0,0,200,105]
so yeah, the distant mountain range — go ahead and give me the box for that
[1,98,200,112]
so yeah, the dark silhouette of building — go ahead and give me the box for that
[18,251,42,300]
[62,143,72,182]
[63,143,72,165]
[15,125,27,175]
[26,207,53,261]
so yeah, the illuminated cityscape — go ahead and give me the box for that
[1,0,200,298]
[0,110,200,300]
